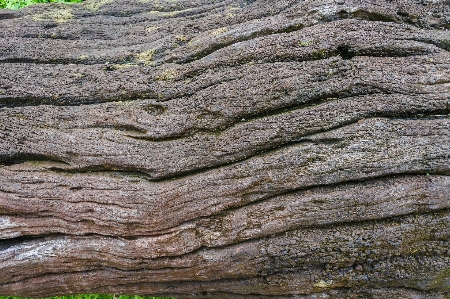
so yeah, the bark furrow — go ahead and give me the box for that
[0,0,449,297]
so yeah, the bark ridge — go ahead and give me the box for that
[0,0,449,297]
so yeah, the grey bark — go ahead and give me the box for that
[0,0,449,297]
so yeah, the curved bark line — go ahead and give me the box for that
[0,0,449,297]
[1,18,449,107]
[2,110,449,179]
[1,0,447,67]
[0,210,449,296]
[0,172,448,240]
[157,289,450,299]
[3,115,449,180]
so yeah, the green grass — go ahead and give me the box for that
[0,296,176,299]
[0,0,83,9]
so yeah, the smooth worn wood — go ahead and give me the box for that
[0,0,449,297]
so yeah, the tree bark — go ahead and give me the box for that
[0,0,449,297]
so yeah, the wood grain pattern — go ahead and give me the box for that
[0,0,449,297]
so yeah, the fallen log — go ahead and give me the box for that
[0,0,449,297]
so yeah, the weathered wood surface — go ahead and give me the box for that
[0,0,449,297]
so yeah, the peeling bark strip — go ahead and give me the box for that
[0,0,449,298]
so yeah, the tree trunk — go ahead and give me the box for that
[0,0,449,297]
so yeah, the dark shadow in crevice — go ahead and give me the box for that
[0,153,69,167]
[336,45,357,60]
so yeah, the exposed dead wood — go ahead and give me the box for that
[0,0,449,297]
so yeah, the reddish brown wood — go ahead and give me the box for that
[0,0,449,297]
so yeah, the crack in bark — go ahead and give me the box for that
[0,174,448,250]
[30,113,447,182]
[1,1,449,296]
[0,153,69,167]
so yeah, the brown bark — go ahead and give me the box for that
[0,0,449,297]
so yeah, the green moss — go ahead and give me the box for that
[175,35,188,42]
[155,69,178,81]
[146,26,159,33]
[312,49,328,59]
[136,49,156,66]
[29,7,73,23]
[147,8,193,18]
[313,279,334,288]
[82,0,113,11]
[298,39,314,47]
[430,266,450,290]
[210,27,228,36]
